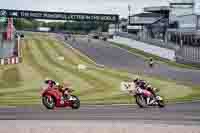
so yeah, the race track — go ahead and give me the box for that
[1,102,200,125]
[0,34,199,127]
[63,36,200,85]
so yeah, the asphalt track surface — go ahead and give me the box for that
[64,36,200,85]
[0,102,200,125]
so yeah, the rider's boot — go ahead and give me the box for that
[147,97,151,105]
[149,95,156,105]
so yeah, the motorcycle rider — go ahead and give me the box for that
[133,77,157,104]
[55,81,73,100]
[44,78,72,98]
[133,77,147,89]
[148,57,154,68]
[44,78,56,88]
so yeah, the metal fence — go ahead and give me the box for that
[176,45,200,65]
[115,32,200,65]
[115,32,179,50]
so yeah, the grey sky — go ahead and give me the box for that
[0,0,169,17]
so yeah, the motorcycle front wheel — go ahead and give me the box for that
[135,95,147,108]
[42,95,55,109]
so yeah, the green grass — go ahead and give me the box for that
[170,86,200,102]
[0,33,199,106]
[111,42,200,70]
[0,66,22,88]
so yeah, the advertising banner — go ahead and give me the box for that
[0,9,119,22]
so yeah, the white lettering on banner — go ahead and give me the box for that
[70,15,76,20]
[76,15,85,20]
[90,16,94,20]
[86,15,90,20]
[101,16,110,20]
[29,12,42,18]
[20,12,30,17]
[1,9,118,22]
[112,16,116,21]
[93,16,98,20]
[43,13,65,19]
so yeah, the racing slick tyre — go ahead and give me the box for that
[158,100,165,108]
[135,95,147,108]
[156,95,165,108]
[42,95,55,109]
[70,95,80,109]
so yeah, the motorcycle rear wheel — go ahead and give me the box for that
[70,95,80,109]
[158,100,165,108]
[135,95,147,108]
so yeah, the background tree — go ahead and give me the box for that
[13,18,111,33]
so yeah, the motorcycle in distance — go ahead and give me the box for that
[134,86,165,108]
[41,83,80,110]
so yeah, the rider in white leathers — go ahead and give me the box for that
[133,77,157,104]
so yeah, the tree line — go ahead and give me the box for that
[13,18,111,33]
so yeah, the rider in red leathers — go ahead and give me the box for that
[44,78,56,88]
[56,81,73,100]
[44,79,72,100]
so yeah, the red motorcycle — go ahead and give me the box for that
[41,86,80,110]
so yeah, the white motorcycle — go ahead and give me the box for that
[121,82,165,108]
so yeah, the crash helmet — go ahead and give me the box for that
[45,77,57,85]
[133,76,140,84]
[44,77,51,84]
